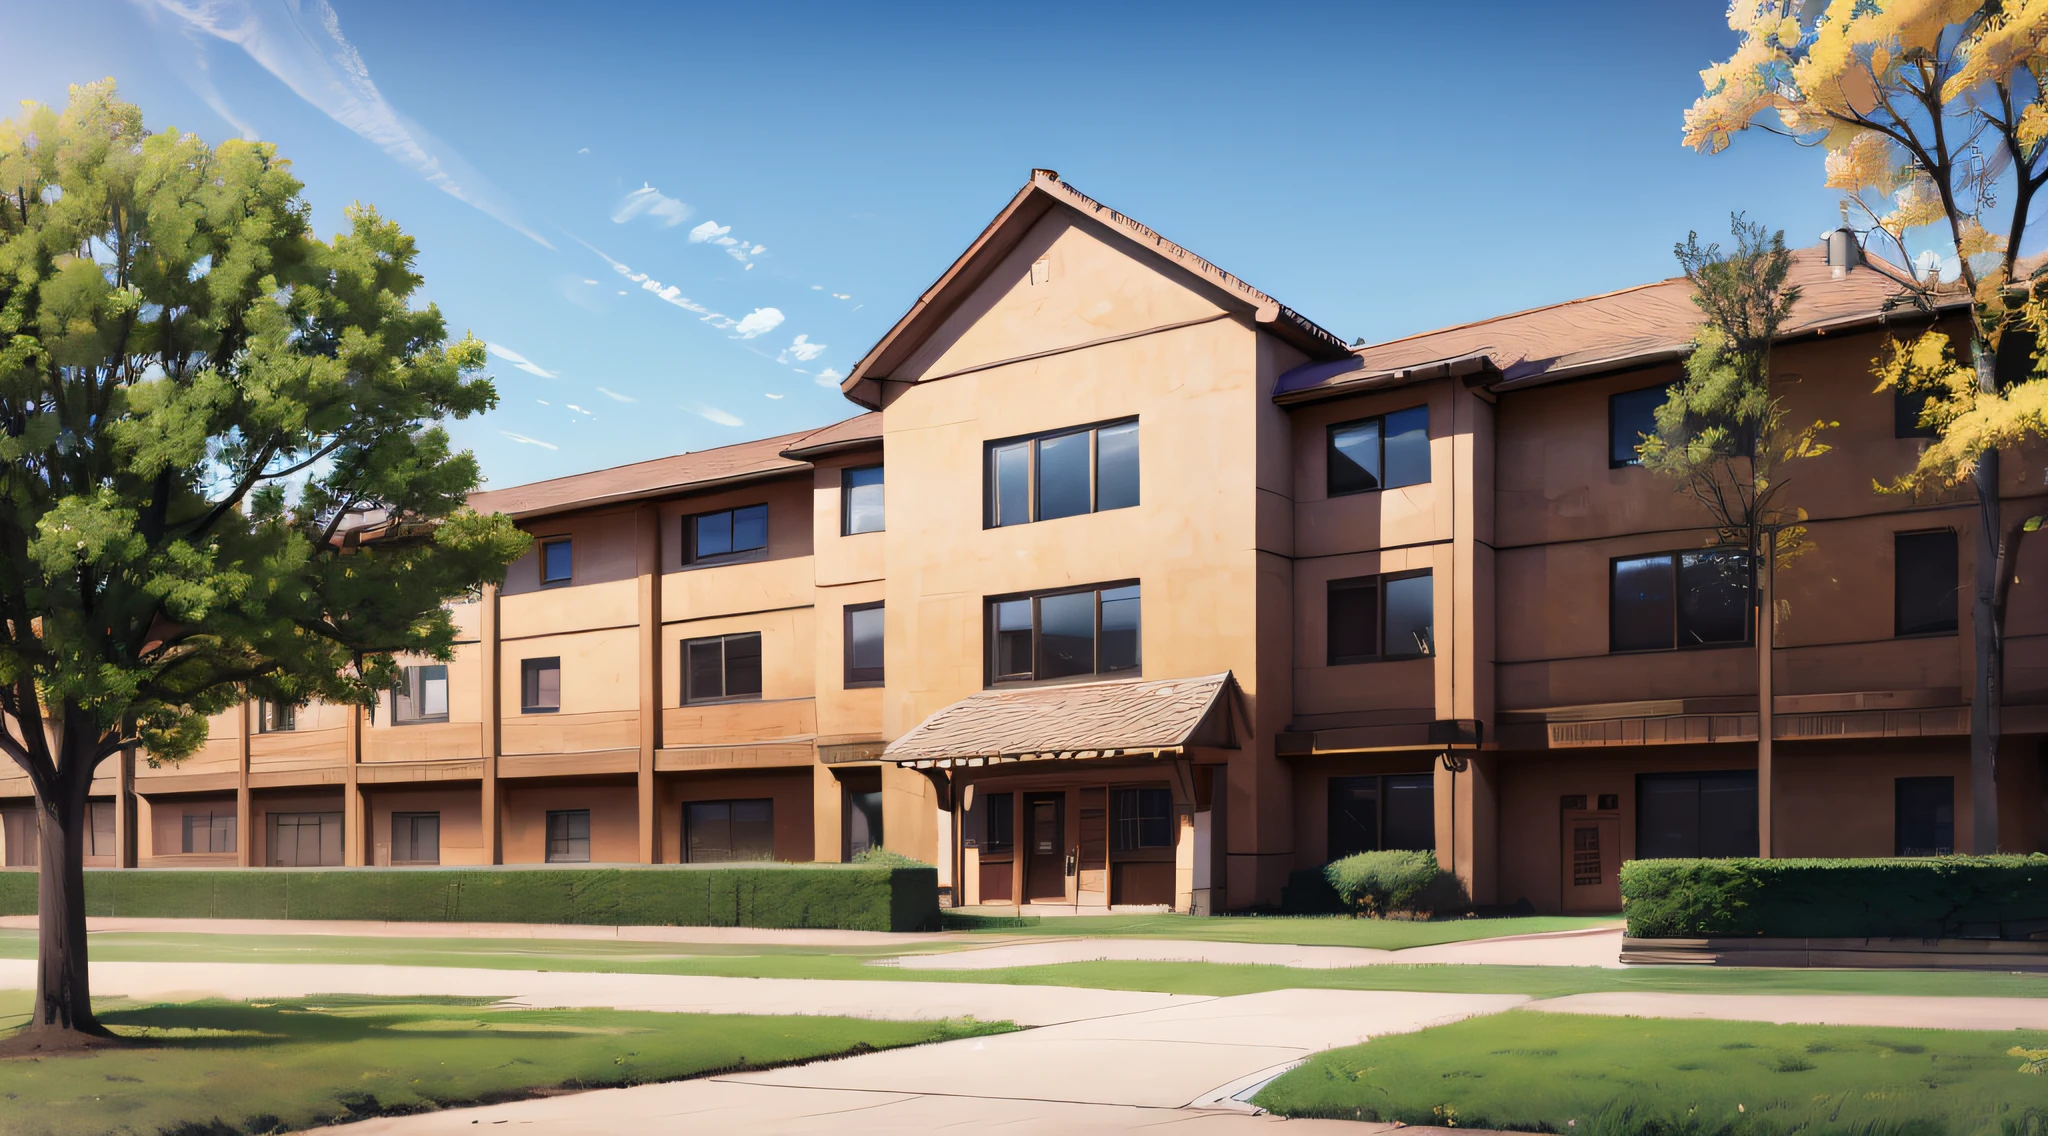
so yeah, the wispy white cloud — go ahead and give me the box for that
[815,367,845,389]
[141,0,552,248]
[778,333,826,363]
[487,342,557,379]
[687,219,768,266]
[612,184,693,228]
[565,404,593,417]
[765,393,784,399]
[687,404,745,427]
[594,386,636,403]
[582,278,599,285]
[688,221,730,244]
[500,430,559,450]
[733,308,785,339]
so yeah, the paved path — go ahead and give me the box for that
[1534,991,2048,1030]
[0,914,953,948]
[887,925,1626,970]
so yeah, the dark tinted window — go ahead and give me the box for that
[843,466,884,535]
[1327,773,1434,861]
[992,442,1030,527]
[1611,554,1678,651]
[987,420,1139,526]
[520,657,560,713]
[1894,387,1939,438]
[1328,408,1429,495]
[1327,418,1382,495]
[545,809,590,863]
[1383,774,1436,851]
[1035,590,1096,679]
[1382,574,1434,657]
[1034,429,1094,521]
[1678,551,1750,645]
[1382,406,1430,488]
[1328,776,1380,860]
[391,812,440,864]
[987,584,1140,684]
[1096,421,1140,510]
[845,603,884,686]
[1636,771,1758,859]
[684,633,762,701]
[1112,787,1173,850]
[993,599,1033,681]
[1327,578,1379,664]
[1895,529,1959,636]
[686,798,775,862]
[983,792,1014,850]
[1610,385,1669,467]
[687,504,768,563]
[845,789,883,858]
[541,539,572,584]
[1099,585,1141,673]
[1895,776,1955,856]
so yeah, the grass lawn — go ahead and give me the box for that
[5,929,2047,1000]
[1254,1010,2048,1136]
[942,912,1620,948]
[0,989,1008,1136]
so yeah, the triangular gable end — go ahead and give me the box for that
[840,169,1349,408]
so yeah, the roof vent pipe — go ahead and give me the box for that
[1825,225,1861,279]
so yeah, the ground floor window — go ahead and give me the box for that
[1111,787,1173,851]
[182,810,237,854]
[1636,770,1757,859]
[1,807,37,867]
[1895,776,1955,856]
[391,811,441,864]
[271,812,342,866]
[87,801,116,857]
[845,790,883,859]
[546,809,591,862]
[685,799,775,862]
[1327,774,1435,861]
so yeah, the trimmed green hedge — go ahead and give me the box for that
[0,864,939,932]
[1620,855,2048,940]
[1325,850,1468,917]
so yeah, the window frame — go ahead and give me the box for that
[982,791,1015,852]
[1111,786,1175,852]
[544,809,591,863]
[391,664,450,725]
[841,465,885,536]
[181,811,237,855]
[984,581,1142,686]
[1894,528,1960,638]
[256,700,296,733]
[1608,384,1673,469]
[983,417,1139,528]
[1607,549,1752,654]
[520,656,562,714]
[390,811,442,865]
[1325,570,1435,665]
[682,631,765,704]
[682,797,777,863]
[539,537,573,585]
[1325,405,1430,497]
[843,602,885,688]
[681,503,770,566]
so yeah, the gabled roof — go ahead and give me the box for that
[842,170,1350,408]
[1273,247,1948,405]
[469,414,878,521]
[884,671,1245,768]
[777,411,882,460]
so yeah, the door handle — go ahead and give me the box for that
[1064,849,1077,876]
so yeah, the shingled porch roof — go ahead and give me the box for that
[884,672,1245,769]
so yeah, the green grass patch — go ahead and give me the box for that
[940,912,1618,948]
[0,993,1009,1136]
[1254,1011,2048,1135]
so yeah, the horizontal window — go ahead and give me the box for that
[1610,550,1749,653]
[1326,572,1434,664]
[843,465,884,535]
[182,812,236,855]
[684,504,768,565]
[685,632,763,703]
[685,798,775,863]
[257,700,296,733]
[988,583,1140,684]
[520,657,561,714]
[393,665,449,724]
[1328,774,1436,860]
[540,537,572,584]
[986,418,1138,527]
[1327,406,1428,496]
[1609,385,1671,467]
[844,603,884,687]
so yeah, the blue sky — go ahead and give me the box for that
[4,1,1844,488]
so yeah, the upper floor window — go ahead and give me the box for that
[843,466,885,535]
[540,538,573,584]
[685,632,763,703]
[392,665,449,724]
[1610,550,1749,653]
[1328,407,1428,496]
[987,419,1138,527]
[1610,385,1671,467]
[988,583,1139,684]
[257,700,296,733]
[844,603,884,687]
[1894,387,1940,439]
[1895,529,1959,636]
[521,657,561,713]
[1327,572,1434,663]
[685,504,768,565]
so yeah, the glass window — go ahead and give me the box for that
[1099,585,1141,673]
[1328,774,1436,860]
[541,538,572,584]
[520,657,560,713]
[1327,418,1381,495]
[845,603,884,687]
[685,798,775,862]
[87,802,116,857]
[983,792,1014,851]
[1382,574,1434,657]
[685,504,769,563]
[683,632,763,702]
[1095,421,1140,510]
[843,465,885,535]
[1894,387,1940,439]
[270,812,342,867]
[1112,787,1174,851]
[1327,407,1429,496]
[393,665,449,724]
[985,419,1138,526]
[1896,529,1959,636]
[181,811,237,854]
[1895,776,1955,856]
[545,809,590,863]
[1636,771,1758,859]
[1327,777,1381,860]
[1382,406,1430,489]
[257,700,295,733]
[1036,590,1096,679]
[1678,551,1750,646]
[1327,577,1379,664]
[1610,385,1670,467]
[987,584,1140,684]
[993,599,1034,681]
[1611,554,1678,652]
[1612,551,1749,652]
[391,812,440,864]
[845,790,883,858]
[1383,774,1436,852]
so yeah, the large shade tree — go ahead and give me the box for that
[1686,1,2048,852]
[0,83,526,1050]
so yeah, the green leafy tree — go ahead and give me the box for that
[0,82,527,1049]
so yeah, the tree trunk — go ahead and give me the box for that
[23,729,111,1043]
[1971,345,2003,855]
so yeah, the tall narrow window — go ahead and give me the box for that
[520,657,561,713]
[842,466,885,535]
[1327,407,1429,496]
[1326,572,1433,663]
[87,802,116,857]
[986,584,1141,684]
[1610,551,1748,652]
[393,665,449,724]
[390,812,441,864]
[684,632,763,702]
[983,792,1015,851]
[845,790,883,858]
[540,538,573,584]
[545,809,590,862]
[685,799,775,862]
[257,700,296,733]
[1609,385,1670,467]
[985,419,1139,526]
[684,504,769,564]
[1895,529,1959,636]
[844,603,884,687]
[1895,776,1955,856]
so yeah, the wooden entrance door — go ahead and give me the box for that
[1023,794,1066,903]
[1560,813,1621,913]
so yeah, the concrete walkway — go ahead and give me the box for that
[0,914,954,948]
[1534,991,2048,1030]
[886,924,1626,970]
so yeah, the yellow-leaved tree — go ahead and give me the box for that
[1686,0,2048,853]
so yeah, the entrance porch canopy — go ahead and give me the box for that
[884,672,1245,770]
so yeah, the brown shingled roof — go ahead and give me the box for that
[470,415,876,521]
[884,672,1244,768]
[1273,248,1943,404]
[778,411,882,460]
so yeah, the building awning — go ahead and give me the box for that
[884,672,1245,769]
